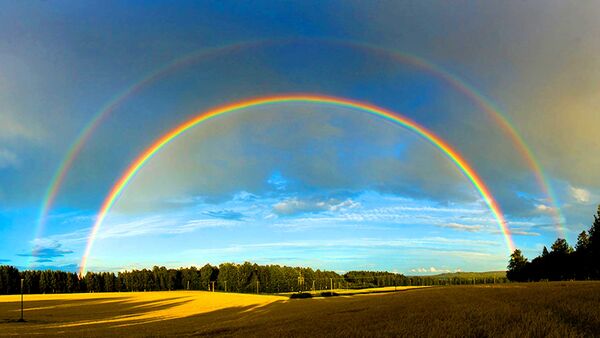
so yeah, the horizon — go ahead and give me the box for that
[4,258,495,276]
[4,259,502,279]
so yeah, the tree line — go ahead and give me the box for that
[0,261,508,295]
[507,205,600,281]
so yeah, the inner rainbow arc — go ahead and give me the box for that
[79,94,514,275]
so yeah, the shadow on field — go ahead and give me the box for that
[0,295,193,331]
[105,301,290,335]
[2,282,599,337]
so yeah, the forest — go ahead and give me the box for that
[0,262,507,295]
[507,205,600,281]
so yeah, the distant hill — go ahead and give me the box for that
[427,271,507,279]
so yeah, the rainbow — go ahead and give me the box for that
[328,39,564,235]
[78,94,514,275]
[37,38,561,263]
[32,40,270,266]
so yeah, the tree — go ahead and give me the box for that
[0,266,20,294]
[590,205,600,241]
[550,238,573,255]
[217,263,233,292]
[181,267,201,290]
[547,238,574,280]
[573,231,591,279]
[103,272,117,292]
[508,206,600,281]
[21,270,40,294]
[66,273,79,293]
[238,262,256,293]
[40,270,51,293]
[587,205,600,278]
[507,249,528,282]
[167,269,180,291]
[199,264,217,291]
[575,231,590,253]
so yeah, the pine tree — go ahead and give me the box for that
[507,249,528,281]
[550,238,573,255]
[588,205,600,278]
[590,205,600,238]
[575,231,590,253]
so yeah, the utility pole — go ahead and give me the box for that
[297,274,305,292]
[187,280,190,290]
[18,278,24,322]
[224,280,227,292]
[256,280,259,294]
[312,280,315,292]
[330,278,333,291]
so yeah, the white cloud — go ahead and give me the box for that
[488,227,540,237]
[535,204,554,213]
[272,197,359,216]
[182,237,502,257]
[233,191,259,201]
[570,186,591,204]
[41,214,241,245]
[97,216,237,239]
[509,230,540,237]
[410,266,450,274]
[437,223,483,233]
[270,201,504,234]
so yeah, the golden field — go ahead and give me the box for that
[1,282,599,337]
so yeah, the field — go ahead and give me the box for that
[279,285,428,297]
[1,282,599,337]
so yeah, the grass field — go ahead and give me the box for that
[279,285,428,297]
[1,282,599,337]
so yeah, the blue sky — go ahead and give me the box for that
[1,1,599,274]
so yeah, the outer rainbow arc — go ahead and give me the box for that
[79,94,514,275]
[39,39,560,264]
[330,39,564,235]
[33,40,270,266]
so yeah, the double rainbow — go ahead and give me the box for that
[35,39,563,261]
[33,40,267,264]
[78,94,514,275]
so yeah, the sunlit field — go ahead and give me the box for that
[1,282,598,337]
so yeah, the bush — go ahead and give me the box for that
[290,292,313,299]
[319,291,339,297]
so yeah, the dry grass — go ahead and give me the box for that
[332,285,428,294]
[1,282,598,337]
[280,285,428,297]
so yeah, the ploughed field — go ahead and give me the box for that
[1,282,598,337]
